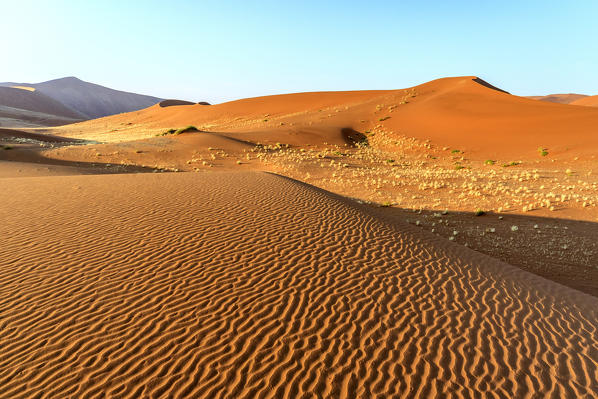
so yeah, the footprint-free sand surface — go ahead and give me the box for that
[1,172,597,398]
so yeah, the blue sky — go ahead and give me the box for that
[2,1,597,103]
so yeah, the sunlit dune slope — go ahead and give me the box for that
[572,94,598,107]
[51,76,598,158]
[1,171,596,398]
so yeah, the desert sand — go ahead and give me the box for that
[1,172,597,398]
[572,95,598,107]
[1,76,598,398]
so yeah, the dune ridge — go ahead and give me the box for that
[526,93,588,104]
[1,172,596,398]
[49,76,598,157]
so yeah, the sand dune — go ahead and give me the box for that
[0,86,84,120]
[49,76,598,158]
[526,93,588,104]
[1,171,597,398]
[0,105,82,128]
[1,77,163,119]
[572,94,598,107]
[0,127,82,143]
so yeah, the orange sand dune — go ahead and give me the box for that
[51,76,598,158]
[572,94,598,107]
[1,171,597,398]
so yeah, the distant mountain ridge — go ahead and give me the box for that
[0,77,163,119]
[525,93,588,104]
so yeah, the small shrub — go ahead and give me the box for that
[158,128,176,136]
[454,165,465,170]
[474,209,486,216]
[538,147,548,156]
[451,149,461,154]
[378,116,391,121]
[484,159,496,165]
[380,201,392,207]
[175,126,199,135]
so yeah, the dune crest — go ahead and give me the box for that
[10,85,36,92]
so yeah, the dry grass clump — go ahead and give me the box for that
[157,126,199,136]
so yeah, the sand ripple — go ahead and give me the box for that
[1,172,597,398]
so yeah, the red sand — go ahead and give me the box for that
[1,172,597,398]
[2,76,598,398]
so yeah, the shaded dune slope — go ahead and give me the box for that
[3,77,163,119]
[1,172,596,398]
[0,127,82,143]
[0,86,84,119]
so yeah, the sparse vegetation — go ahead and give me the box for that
[175,126,199,134]
[538,147,549,156]
[157,128,177,136]
[157,126,199,136]
[378,116,391,122]
[502,161,520,167]
[484,160,496,165]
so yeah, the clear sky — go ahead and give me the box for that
[2,1,597,103]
